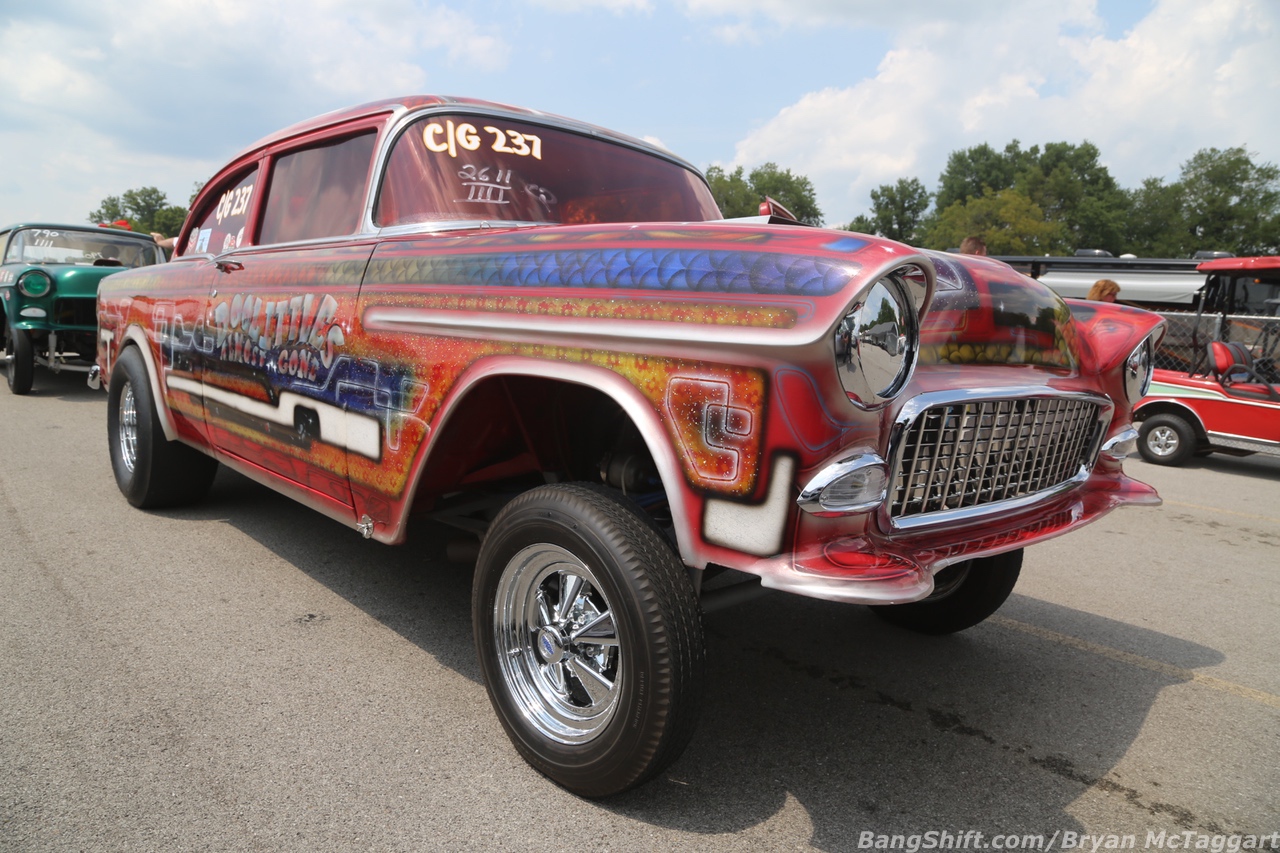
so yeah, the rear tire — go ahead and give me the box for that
[868,549,1022,635]
[1138,413,1197,466]
[473,483,704,798]
[107,346,218,508]
[5,324,34,395]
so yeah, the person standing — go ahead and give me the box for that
[1087,279,1121,302]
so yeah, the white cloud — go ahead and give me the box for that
[529,0,653,11]
[724,0,1280,225]
[679,0,1053,31]
[0,0,508,225]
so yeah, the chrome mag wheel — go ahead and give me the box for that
[494,544,621,744]
[118,381,139,473]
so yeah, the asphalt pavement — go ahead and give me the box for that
[2,369,1277,851]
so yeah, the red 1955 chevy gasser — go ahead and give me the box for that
[94,96,1164,797]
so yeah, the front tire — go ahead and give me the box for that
[1138,413,1197,466]
[473,484,704,798]
[869,549,1022,635]
[107,346,219,508]
[5,324,34,395]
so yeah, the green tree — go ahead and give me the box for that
[88,186,189,237]
[1123,177,1190,257]
[934,141,1028,212]
[923,188,1063,255]
[747,162,823,226]
[867,177,931,242]
[704,165,758,219]
[1015,141,1128,253]
[704,162,823,226]
[845,213,877,234]
[1177,147,1280,255]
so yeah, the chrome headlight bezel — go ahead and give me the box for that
[1124,337,1154,402]
[17,270,53,298]
[834,267,924,408]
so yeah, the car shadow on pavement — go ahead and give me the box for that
[177,467,1231,851]
[1184,453,1280,481]
[605,590,1228,848]
[2,367,103,403]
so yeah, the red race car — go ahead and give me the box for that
[1136,256,1280,466]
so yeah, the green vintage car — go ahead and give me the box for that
[1,224,164,394]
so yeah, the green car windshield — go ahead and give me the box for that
[4,228,162,268]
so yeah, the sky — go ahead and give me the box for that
[1,0,1277,230]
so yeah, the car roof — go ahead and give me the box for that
[1,223,156,241]
[1197,255,1280,273]
[226,95,696,172]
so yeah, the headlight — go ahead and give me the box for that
[17,270,53,298]
[1124,337,1154,401]
[834,271,920,407]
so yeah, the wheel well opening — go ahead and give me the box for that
[406,375,670,543]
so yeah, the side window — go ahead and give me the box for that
[258,132,377,245]
[184,168,259,257]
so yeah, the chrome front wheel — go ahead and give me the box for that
[474,484,704,798]
[494,544,621,744]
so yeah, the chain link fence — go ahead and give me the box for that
[1153,311,1280,378]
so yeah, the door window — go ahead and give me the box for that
[258,133,378,245]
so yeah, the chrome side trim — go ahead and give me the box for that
[361,304,817,347]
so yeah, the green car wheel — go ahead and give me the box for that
[5,324,34,395]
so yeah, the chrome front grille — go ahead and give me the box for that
[889,394,1106,527]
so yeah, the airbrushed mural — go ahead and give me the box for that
[100,234,844,531]
[92,97,1176,798]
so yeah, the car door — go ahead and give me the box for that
[195,129,382,517]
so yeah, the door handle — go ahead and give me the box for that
[215,259,244,273]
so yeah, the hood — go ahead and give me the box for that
[919,252,1081,373]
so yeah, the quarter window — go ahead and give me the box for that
[184,168,259,257]
[258,133,377,245]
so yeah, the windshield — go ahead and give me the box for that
[4,228,161,268]
[375,114,722,228]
